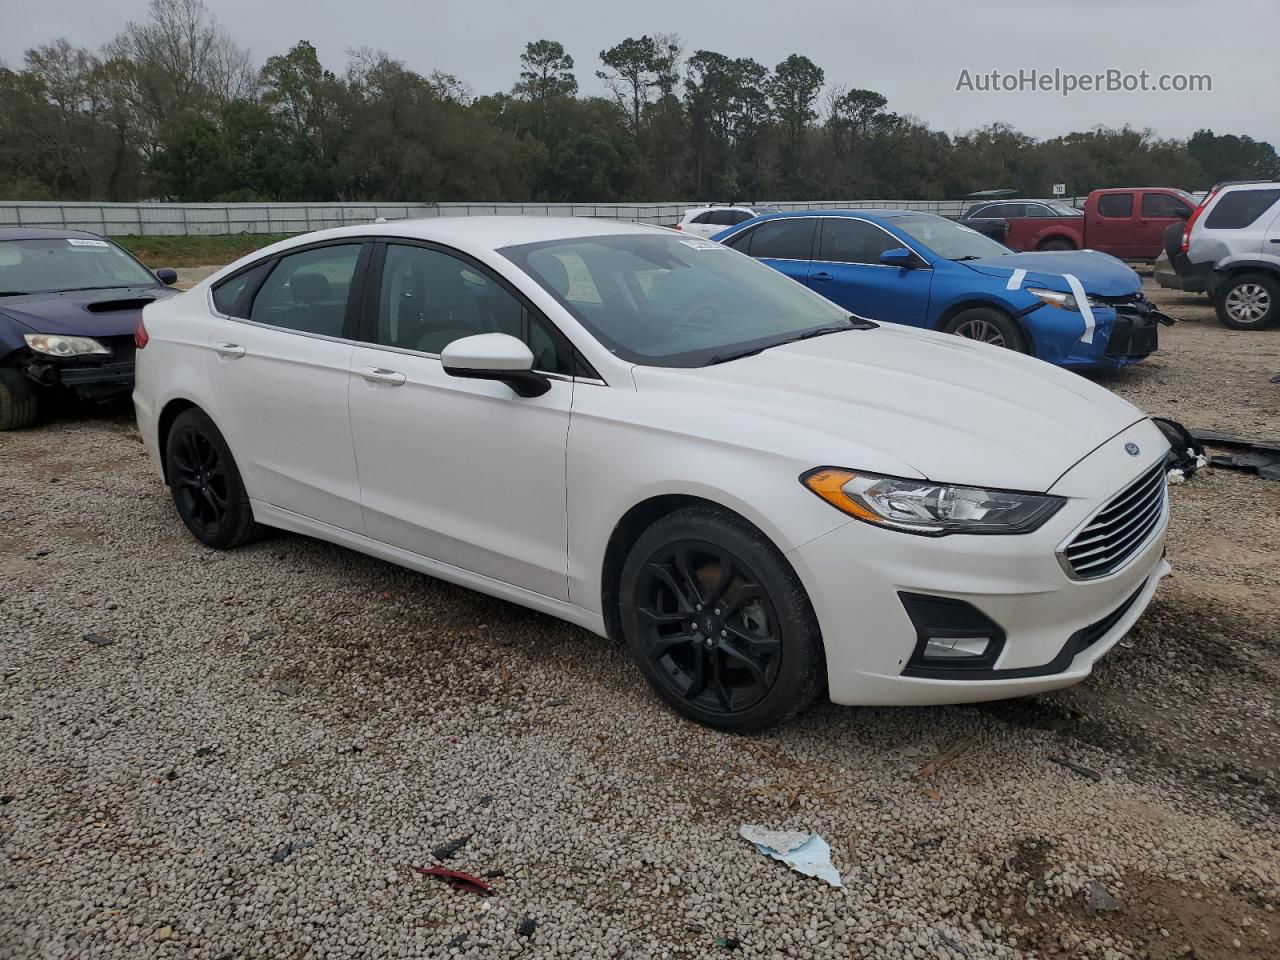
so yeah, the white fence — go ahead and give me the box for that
[0,198,989,236]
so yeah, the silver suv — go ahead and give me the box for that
[1174,181,1280,329]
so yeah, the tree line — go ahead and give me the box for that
[2,0,1277,205]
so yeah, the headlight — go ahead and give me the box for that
[1026,287,1104,313]
[23,334,111,357]
[801,468,1064,535]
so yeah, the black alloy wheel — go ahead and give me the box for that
[620,505,824,732]
[633,540,782,715]
[165,408,262,549]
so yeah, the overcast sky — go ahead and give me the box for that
[2,0,1276,144]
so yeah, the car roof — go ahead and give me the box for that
[0,227,108,241]
[274,216,672,253]
[743,209,926,224]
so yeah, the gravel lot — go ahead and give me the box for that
[1,279,1278,960]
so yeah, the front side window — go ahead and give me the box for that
[738,218,816,260]
[993,203,1027,218]
[249,244,362,337]
[377,243,571,374]
[817,218,900,265]
[0,237,156,295]
[1141,193,1192,219]
[1204,189,1280,230]
[503,233,853,368]
[1097,193,1134,218]
[892,214,1009,260]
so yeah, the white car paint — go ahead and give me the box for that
[134,216,1171,710]
[676,205,773,239]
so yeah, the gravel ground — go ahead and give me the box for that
[1,279,1278,960]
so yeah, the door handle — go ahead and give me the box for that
[214,342,245,359]
[359,366,406,386]
[811,271,833,282]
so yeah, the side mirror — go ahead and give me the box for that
[441,333,550,398]
[879,247,918,268]
[1173,207,1192,220]
[155,267,178,286]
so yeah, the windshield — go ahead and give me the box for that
[0,237,156,295]
[503,233,855,367]
[893,214,1011,261]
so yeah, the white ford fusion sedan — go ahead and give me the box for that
[133,217,1171,732]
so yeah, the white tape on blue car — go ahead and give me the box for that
[1062,273,1095,344]
[1005,268,1026,291]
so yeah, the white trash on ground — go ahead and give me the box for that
[738,825,843,887]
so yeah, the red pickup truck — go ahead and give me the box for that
[960,188,1196,259]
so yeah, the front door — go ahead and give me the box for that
[805,217,932,326]
[1134,191,1193,260]
[205,241,368,532]
[347,241,576,600]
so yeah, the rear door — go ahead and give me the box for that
[805,217,932,326]
[727,217,816,286]
[1087,191,1138,257]
[204,241,368,532]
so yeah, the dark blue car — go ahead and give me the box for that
[0,228,178,430]
[712,210,1169,371]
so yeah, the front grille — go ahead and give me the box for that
[1060,462,1167,580]
[1106,307,1159,358]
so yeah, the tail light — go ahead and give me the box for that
[1181,190,1216,254]
[134,317,149,349]
[673,223,682,231]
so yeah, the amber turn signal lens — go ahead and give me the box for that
[801,468,884,524]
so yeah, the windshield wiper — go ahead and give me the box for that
[951,255,983,262]
[705,320,876,366]
[0,290,29,296]
[58,285,139,292]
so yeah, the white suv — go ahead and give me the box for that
[676,205,777,239]
[1175,181,1280,329]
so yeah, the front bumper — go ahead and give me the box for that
[1026,298,1162,371]
[21,337,137,401]
[787,419,1171,706]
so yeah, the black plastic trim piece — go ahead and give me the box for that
[899,579,1147,681]
[442,366,551,398]
[899,593,1006,674]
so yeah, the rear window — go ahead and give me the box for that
[1096,193,1134,218]
[1204,189,1280,230]
[211,262,271,318]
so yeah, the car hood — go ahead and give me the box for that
[632,324,1145,493]
[959,250,1142,297]
[0,285,177,338]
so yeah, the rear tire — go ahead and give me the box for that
[1215,272,1279,330]
[0,368,38,431]
[619,505,825,733]
[1037,237,1076,252]
[942,308,1031,354]
[165,408,262,549]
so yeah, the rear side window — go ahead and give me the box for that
[1097,193,1134,218]
[728,210,754,225]
[1204,189,1280,230]
[739,218,816,260]
[1141,193,1192,219]
[211,261,271,318]
[249,244,362,337]
[691,212,715,224]
[817,218,899,265]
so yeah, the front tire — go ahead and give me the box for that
[619,505,825,733]
[942,308,1031,353]
[1215,272,1279,330]
[165,408,262,549]
[0,368,38,431]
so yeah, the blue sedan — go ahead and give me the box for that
[711,210,1168,371]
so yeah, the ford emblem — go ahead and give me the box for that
[1124,442,1141,456]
